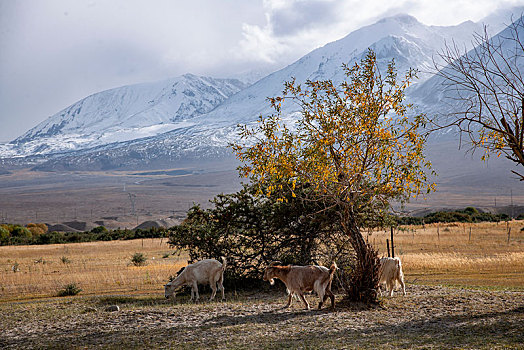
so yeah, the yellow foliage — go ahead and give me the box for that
[26,223,48,236]
[233,49,434,213]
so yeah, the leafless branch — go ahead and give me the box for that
[431,17,524,180]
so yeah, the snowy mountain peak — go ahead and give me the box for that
[3,74,246,157]
[377,13,420,26]
[1,9,521,169]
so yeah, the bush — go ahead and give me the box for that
[26,223,48,236]
[57,283,82,297]
[91,226,108,234]
[395,207,509,225]
[10,225,32,239]
[0,226,9,242]
[131,252,147,266]
[0,223,191,246]
[167,183,348,287]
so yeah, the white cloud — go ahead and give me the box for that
[234,0,524,69]
[1,0,524,142]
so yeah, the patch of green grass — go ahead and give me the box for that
[57,283,82,297]
[130,252,147,266]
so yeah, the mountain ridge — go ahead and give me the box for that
[0,10,521,173]
[2,74,247,158]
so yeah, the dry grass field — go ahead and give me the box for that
[0,238,187,301]
[1,221,523,349]
[370,221,524,289]
[1,221,523,301]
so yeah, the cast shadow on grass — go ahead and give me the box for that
[95,292,225,308]
[96,295,167,307]
[205,306,335,328]
[267,305,524,349]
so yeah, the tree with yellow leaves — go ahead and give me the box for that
[233,50,434,303]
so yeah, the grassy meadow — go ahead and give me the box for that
[1,221,523,349]
[1,220,523,302]
[0,238,188,301]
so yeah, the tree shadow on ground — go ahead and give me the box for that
[267,305,524,349]
[205,306,334,327]
[96,295,167,307]
[95,292,236,308]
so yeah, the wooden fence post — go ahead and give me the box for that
[390,226,395,258]
[386,239,390,258]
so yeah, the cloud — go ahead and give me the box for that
[234,0,396,65]
[0,0,265,140]
[1,0,524,141]
[268,0,341,36]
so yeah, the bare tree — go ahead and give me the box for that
[434,16,524,180]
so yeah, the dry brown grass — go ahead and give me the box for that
[1,220,523,302]
[0,238,187,301]
[369,220,524,288]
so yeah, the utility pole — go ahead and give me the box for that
[128,193,136,215]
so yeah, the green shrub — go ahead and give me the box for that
[395,207,509,225]
[131,252,147,266]
[463,207,479,215]
[57,283,82,297]
[10,225,32,238]
[167,183,347,285]
[0,226,9,242]
[91,226,108,234]
[60,256,71,264]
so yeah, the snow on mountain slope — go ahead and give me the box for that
[0,12,513,169]
[2,14,484,171]
[184,14,481,131]
[411,14,524,126]
[0,74,246,157]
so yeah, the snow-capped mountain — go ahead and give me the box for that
[189,14,481,131]
[413,14,524,118]
[0,11,520,171]
[0,74,246,157]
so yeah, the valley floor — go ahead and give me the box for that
[1,285,522,349]
[1,208,523,348]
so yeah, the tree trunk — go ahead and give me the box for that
[340,207,379,303]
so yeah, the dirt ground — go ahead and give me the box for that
[1,284,522,349]
[2,163,524,228]
[0,166,243,228]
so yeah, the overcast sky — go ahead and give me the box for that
[1,0,523,142]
